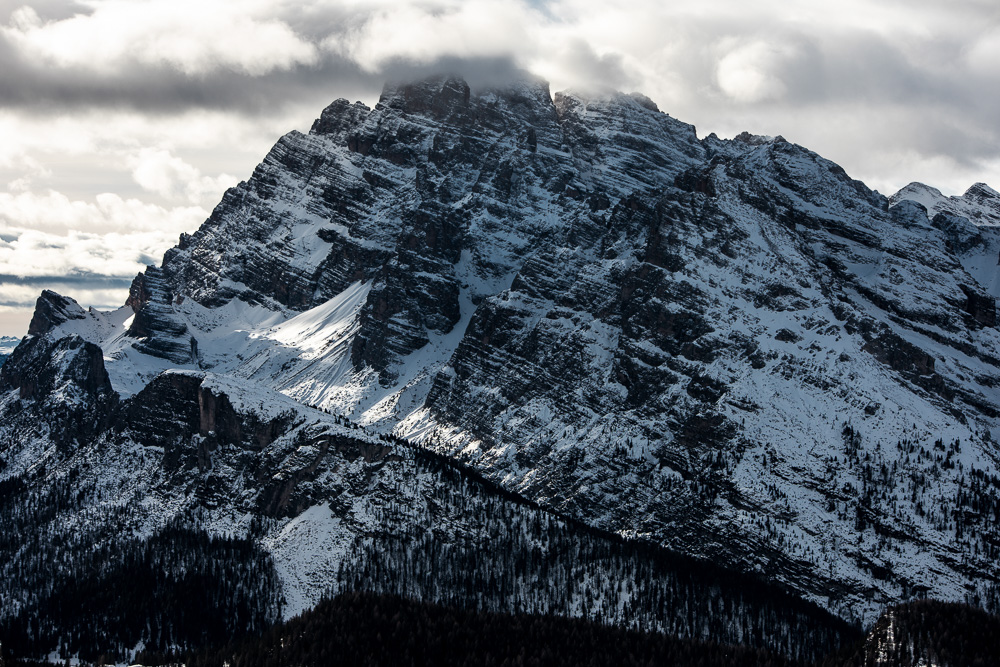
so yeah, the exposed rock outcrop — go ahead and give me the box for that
[26,290,87,336]
[127,266,198,365]
[0,333,117,451]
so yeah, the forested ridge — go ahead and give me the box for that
[2,594,985,667]
[140,592,810,667]
[0,524,282,665]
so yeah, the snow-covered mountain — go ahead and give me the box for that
[3,74,1000,657]
[891,181,1000,227]
[0,323,851,661]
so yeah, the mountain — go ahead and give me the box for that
[2,73,1000,659]
[0,338,852,662]
[890,181,1000,227]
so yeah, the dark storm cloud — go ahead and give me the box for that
[0,274,133,308]
[0,273,132,287]
[0,36,531,117]
[0,39,378,115]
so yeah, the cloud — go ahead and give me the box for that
[329,1,541,72]
[129,148,235,204]
[0,2,377,115]
[0,40,373,115]
[0,186,205,317]
[0,188,205,234]
[0,225,185,279]
[0,277,130,309]
[965,27,1000,90]
[715,40,795,104]
[0,0,91,23]
[537,39,637,96]
[3,1,318,76]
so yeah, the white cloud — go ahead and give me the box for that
[0,282,128,310]
[0,188,206,235]
[0,184,204,325]
[715,40,795,104]
[0,224,188,278]
[3,155,51,192]
[0,107,290,162]
[8,5,41,31]
[2,0,319,76]
[129,148,235,204]
[0,107,285,210]
[327,0,541,71]
[965,27,1000,77]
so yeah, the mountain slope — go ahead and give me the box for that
[0,329,853,662]
[3,74,1000,639]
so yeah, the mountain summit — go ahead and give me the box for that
[3,74,1000,659]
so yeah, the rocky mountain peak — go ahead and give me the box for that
[378,73,556,113]
[889,181,941,210]
[377,74,471,118]
[0,332,118,453]
[310,97,372,138]
[892,180,1000,227]
[964,181,1000,215]
[731,130,786,146]
[550,87,674,124]
[627,92,659,112]
[26,290,87,336]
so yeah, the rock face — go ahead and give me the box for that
[154,75,703,383]
[0,332,117,451]
[26,290,87,336]
[126,266,199,364]
[4,73,1000,636]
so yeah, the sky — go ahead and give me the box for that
[1,0,999,336]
